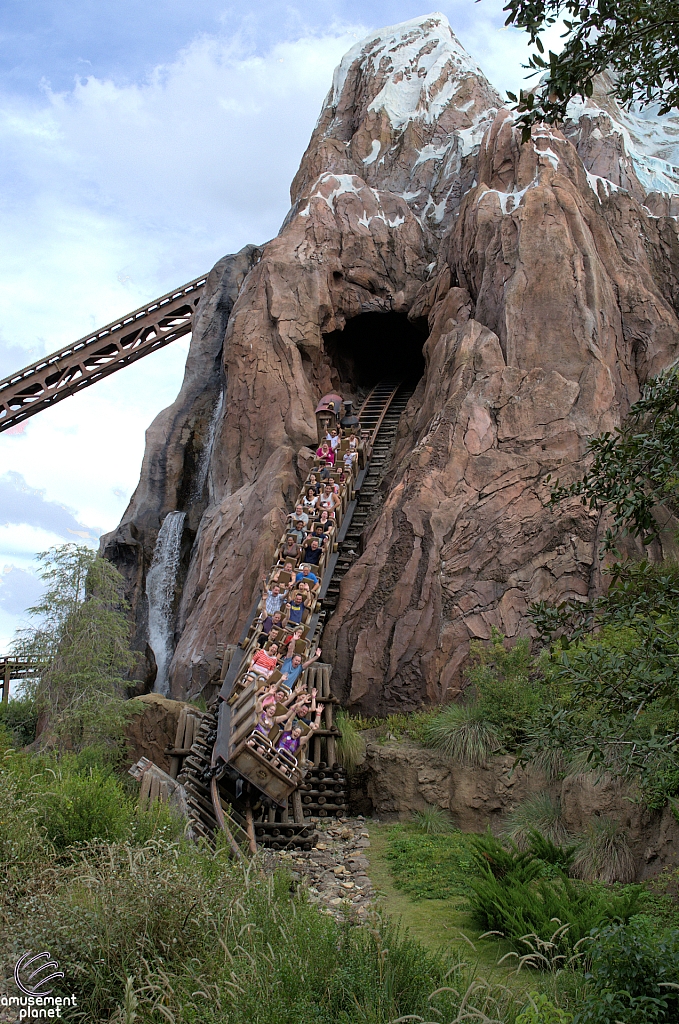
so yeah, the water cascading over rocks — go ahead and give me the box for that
[194,390,223,502]
[146,511,186,696]
[102,12,679,714]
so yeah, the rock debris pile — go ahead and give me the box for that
[265,816,375,920]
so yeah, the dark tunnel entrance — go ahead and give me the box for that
[323,311,428,390]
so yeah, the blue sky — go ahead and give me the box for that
[0,1,549,647]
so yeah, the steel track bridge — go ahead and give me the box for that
[0,273,207,433]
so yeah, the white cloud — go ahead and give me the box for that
[0,28,365,361]
[0,24,368,647]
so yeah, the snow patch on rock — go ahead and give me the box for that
[363,140,382,166]
[477,180,537,215]
[586,171,623,197]
[330,13,484,129]
[568,91,679,196]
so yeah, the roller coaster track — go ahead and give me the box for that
[322,381,414,610]
[177,379,415,851]
[0,274,207,433]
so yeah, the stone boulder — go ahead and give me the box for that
[125,693,194,774]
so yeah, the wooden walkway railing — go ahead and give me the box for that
[0,656,43,703]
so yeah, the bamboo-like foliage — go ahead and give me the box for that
[11,543,138,751]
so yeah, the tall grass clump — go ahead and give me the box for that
[570,817,636,884]
[423,702,501,765]
[0,836,519,1024]
[335,709,365,770]
[412,804,455,834]
[421,630,543,764]
[501,794,572,850]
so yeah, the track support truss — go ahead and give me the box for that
[0,273,207,433]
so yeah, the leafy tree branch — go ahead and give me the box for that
[500,0,679,139]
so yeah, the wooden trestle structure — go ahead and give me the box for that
[0,657,42,703]
[175,380,415,851]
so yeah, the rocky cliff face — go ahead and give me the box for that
[102,13,679,712]
[351,738,679,879]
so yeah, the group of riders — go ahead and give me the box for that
[239,422,364,766]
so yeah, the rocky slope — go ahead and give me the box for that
[102,12,679,712]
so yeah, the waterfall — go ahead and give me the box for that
[146,511,186,695]
[194,390,223,501]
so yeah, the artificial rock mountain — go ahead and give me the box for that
[102,13,679,714]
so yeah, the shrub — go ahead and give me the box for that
[335,709,365,770]
[469,629,542,748]
[36,762,134,848]
[0,692,39,746]
[573,917,679,1023]
[517,992,574,1023]
[466,833,641,953]
[422,702,501,765]
[501,794,572,850]
[529,562,679,804]
[571,817,636,884]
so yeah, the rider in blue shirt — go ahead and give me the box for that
[279,648,322,689]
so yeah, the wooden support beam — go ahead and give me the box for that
[291,790,304,824]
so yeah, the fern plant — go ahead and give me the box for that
[466,833,641,953]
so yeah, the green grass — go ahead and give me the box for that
[351,709,440,744]
[0,745,526,1023]
[366,823,492,960]
[384,822,476,900]
[1,831,521,1024]
[364,824,593,1013]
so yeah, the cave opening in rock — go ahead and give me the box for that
[324,311,428,390]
